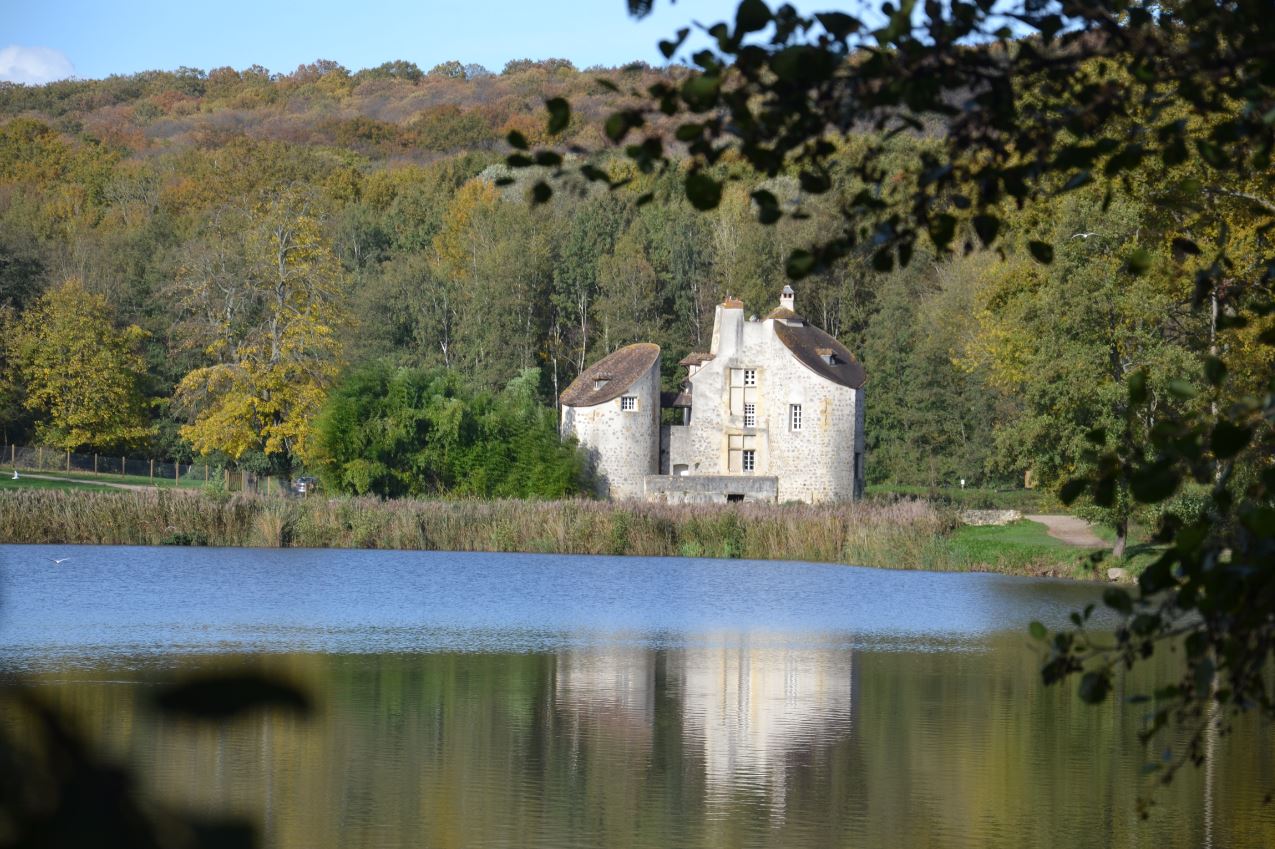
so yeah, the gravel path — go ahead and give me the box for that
[1025,514,1107,548]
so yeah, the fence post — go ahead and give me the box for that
[66,450,70,473]
[94,454,98,475]
[120,456,125,477]
[176,462,180,485]
[150,459,154,482]
[204,464,208,483]
[37,446,43,469]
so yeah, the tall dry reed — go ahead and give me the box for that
[0,489,965,569]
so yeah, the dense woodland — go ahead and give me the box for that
[0,57,1263,502]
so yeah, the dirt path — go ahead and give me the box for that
[1025,514,1107,548]
[16,473,158,492]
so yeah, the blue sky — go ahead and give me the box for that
[1,0,747,83]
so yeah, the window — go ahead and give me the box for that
[743,402,756,428]
[728,434,757,473]
[594,378,609,390]
[790,404,802,431]
[620,395,637,411]
[730,369,758,418]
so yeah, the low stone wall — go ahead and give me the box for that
[960,509,1023,526]
[644,474,778,504]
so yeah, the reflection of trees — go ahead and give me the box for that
[9,644,1275,849]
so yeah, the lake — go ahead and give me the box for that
[0,544,1271,848]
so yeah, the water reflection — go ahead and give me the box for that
[10,640,1273,849]
[1,545,1273,848]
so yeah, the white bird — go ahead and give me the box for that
[50,558,70,565]
[10,470,18,480]
[1072,231,1098,239]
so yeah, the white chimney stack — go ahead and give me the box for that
[780,285,795,312]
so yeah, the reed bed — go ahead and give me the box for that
[0,488,980,570]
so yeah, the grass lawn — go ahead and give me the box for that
[0,475,112,492]
[947,519,1104,577]
[8,467,207,489]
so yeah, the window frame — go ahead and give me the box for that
[742,449,756,472]
[789,403,802,432]
[743,401,756,428]
[620,395,637,412]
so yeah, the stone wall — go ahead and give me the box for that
[644,474,778,504]
[667,304,858,503]
[561,359,661,500]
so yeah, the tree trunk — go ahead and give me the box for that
[1113,518,1128,559]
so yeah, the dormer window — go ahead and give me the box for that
[815,347,839,365]
[594,377,610,390]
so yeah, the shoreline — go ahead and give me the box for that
[0,488,1106,580]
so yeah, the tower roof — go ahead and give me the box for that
[560,343,661,407]
[773,322,866,388]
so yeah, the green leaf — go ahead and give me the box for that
[530,181,553,205]
[1127,369,1148,405]
[1130,460,1180,504]
[684,170,722,210]
[534,151,563,167]
[735,0,771,35]
[154,673,312,720]
[659,28,690,59]
[545,97,571,135]
[1028,240,1054,264]
[1103,588,1133,615]
[973,214,1000,247]
[1171,237,1201,257]
[928,214,956,249]
[1029,620,1047,640]
[786,249,816,279]
[1059,478,1086,505]
[816,12,861,39]
[1079,671,1111,704]
[1167,379,1197,400]
[1125,249,1153,275]
[1211,421,1252,459]
[674,122,703,142]
[506,130,529,150]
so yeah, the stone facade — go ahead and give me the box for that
[559,344,661,499]
[562,289,866,504]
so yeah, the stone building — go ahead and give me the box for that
[560,287,866,503]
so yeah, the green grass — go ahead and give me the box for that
[0,475,110,492]
[867,484,1062,513]
[9,468,206,489]
[947,519,1103,577]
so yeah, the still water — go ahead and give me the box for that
[0,544,1271,848]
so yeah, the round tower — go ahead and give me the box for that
[559,343,661,499]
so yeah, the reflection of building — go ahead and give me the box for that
[677,640,858,814]
[554,649,656,740]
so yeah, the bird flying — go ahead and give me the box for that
[1071,232,1098,239]
[50,558,70,565]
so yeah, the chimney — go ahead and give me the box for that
[780,285,795,313]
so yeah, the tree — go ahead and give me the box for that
[310,363,588,498]
[510,0,1275,788]
[6,277,151,451]
[173,191,347,475]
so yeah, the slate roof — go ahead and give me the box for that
[560,343,661,407]
[661,391,693,408]
[773,322,867,388]
[678,352,715,367]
